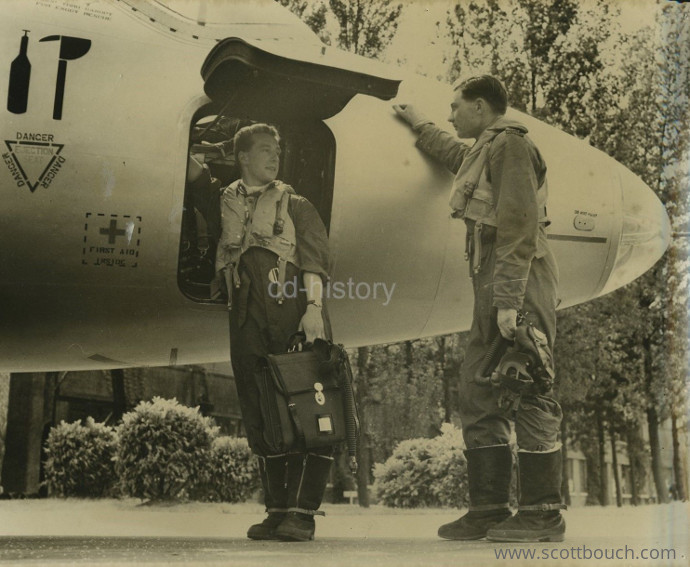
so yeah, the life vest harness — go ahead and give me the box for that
[449,127,549,276]
[215,180,297,309]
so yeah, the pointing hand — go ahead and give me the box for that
[393,104,431,129]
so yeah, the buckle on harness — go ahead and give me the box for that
[268,257,288,305]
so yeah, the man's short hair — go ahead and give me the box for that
[453,75,508,115]
[233,123,280,162]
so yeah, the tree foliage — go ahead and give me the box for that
[277,0,330,43]
[275,0,404,58]
[328,0,403,58]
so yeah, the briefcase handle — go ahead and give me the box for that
[287,332,332,354]
[287,332,308,352]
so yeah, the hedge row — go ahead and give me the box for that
[43,397,259,502]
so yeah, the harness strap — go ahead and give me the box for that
[464,200,548,227]
[473,223,484,274]
[232,262,241,288]
[273,192,291,305]
[275,257,288,304]
[287,507,326,516]
[274,191,290,235]
[465,202,548,277]
[223,267,234,311]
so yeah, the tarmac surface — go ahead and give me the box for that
[0,499,688,566]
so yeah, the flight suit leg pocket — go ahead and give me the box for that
[515,395,562,451]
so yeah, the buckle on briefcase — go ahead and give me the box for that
[314,382,325,405]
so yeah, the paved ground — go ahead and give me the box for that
[0,499,688,566]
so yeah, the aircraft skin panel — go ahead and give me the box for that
[0,1,670,370]
[0,0,227,371]
[123,0,319,45]
[326,94,453,347]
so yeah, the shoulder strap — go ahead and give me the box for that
[273,190,290,235]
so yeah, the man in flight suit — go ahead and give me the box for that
[394,75,565,542]
[215,123,333,542]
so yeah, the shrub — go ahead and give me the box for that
[373,423,469,508]
[426,424,470,509]
[196,437,260,503]
[372,438,438,507]
[43,417,117,497]
[115,397,219,502]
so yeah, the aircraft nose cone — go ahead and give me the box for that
[599,168,671,296]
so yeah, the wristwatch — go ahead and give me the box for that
[306,300,322,309]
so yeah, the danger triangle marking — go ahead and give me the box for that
[4,140,64,192]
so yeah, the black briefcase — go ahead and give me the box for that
[259,338,358,460]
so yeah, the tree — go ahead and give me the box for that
[555,291,648,507]
[277,0,405,59]
[442,0,594,113]
[542,0,621,138]
[518,0,579,113]
[443,0,529,109]
[328,0,403,58]
[436,333,467,423]
[610,3,690,503]
[276,0,330,43]
[353,346,372,507]
[349,339,451,505]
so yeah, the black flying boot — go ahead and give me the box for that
[487,447,566,542]
[247,455,288,540]
[438,445,513,540]
[276,453,333,542]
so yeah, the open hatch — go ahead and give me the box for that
[201,37,400,122]
[178,37,400,302]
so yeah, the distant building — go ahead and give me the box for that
[567,432,671,507]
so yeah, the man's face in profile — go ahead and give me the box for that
[240,133,281,185]
[448,90,483,140]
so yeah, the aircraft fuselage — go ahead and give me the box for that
[0,0,669,371]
